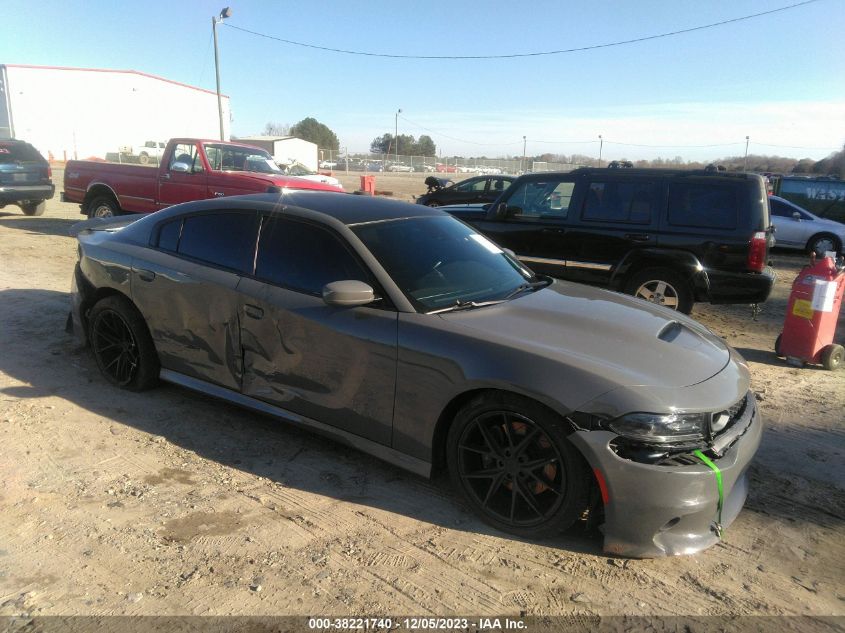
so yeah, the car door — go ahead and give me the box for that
[157,141,209,207]
[237,215,398,445]
[770,197,807,247]
[563,177,661,286]
[131,209,259,390]
[471,175,578,279]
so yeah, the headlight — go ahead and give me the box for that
[607,412,709,445]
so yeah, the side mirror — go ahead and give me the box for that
[171,162,191,173]
[322,280,375,307]
[502,248,517,259]
[494,202,508,220]
[792,211,802,220]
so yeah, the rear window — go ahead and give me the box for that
[0,142,45,164]
[668,182,738,230]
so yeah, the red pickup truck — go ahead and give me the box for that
[63,138,343,218]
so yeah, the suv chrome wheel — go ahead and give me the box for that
[633,279,680,309]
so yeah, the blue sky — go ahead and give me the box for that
[4,0,844,161]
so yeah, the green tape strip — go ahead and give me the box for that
[693,449,724,538]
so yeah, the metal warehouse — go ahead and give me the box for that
[0,64,231,161]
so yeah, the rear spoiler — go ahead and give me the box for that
[68,214,145,237]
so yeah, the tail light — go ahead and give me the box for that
[747,231,767,272]
[47,165,52,178]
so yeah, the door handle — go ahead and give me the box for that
[137,269,156,282]
[213,191,225,197]
[244,304,264,319]
[160,173,171,180]
[625,233,652,242]
[541,227,566,234]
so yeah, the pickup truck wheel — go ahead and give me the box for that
[21,200,46,216]
[89,295,159,391]
[88,196,120,219]
[138,152,150,165]
[624,267,694,314]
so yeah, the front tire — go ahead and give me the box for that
[624,267,694,314]
[447,393,589,539]
[21,200,46,216]
[138,152,150,165]
[87,195,121,219]
[88,295,159,391]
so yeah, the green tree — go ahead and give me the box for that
[289,117,339,150]
[415,135,436,157]
[370,134,393,154]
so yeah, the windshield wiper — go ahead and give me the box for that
[428,299,505,314]
[502,279,549,300]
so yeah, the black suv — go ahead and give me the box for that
[0,139,55,216]
[444,168,775,313]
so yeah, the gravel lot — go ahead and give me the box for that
[0,170,843,622]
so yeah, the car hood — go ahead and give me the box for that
[240,171,343,192]
[439,281,731,389]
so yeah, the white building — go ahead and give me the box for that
[0,64,231,161]
[236,136,319,172]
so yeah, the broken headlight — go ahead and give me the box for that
[607,412,708,445]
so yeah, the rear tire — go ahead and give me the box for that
[807,234,841,257]
[87,195,121,219]
[821,344,844,371]
[21,200,46,216]
[774,334,783,357]
[624,267,694,314]
[447,392,590,539]
[88,295,159,391]
[138,152,150,165]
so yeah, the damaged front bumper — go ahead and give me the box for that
[570,391,762,558]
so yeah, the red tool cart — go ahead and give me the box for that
[776,254,845,370]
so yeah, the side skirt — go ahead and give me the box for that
[159,368,432,478]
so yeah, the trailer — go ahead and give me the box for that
[773,175,845,224]
[0,64,230,162]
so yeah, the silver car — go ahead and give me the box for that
[69,192,761,558]
[770,195,845,256]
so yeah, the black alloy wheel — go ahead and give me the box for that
[89,296,159,391]
[448,394,589,538]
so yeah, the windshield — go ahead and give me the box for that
[353,215,537,311]
[204,144,283,174]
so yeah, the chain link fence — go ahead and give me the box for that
[318,149,584,175]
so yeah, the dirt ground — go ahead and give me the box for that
[0,170,843,623]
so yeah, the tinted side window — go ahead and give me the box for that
[156,219,182,252]
[177,212,256,272]
[504,179,574,219]
[771,198,803,218]
[581,180,656,224]
[668,183,738,230]
[255,217,369,295]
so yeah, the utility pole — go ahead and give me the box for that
[522,136,526,173]
[395,108,402,166]
[744,136,750,171]
[598,135,603,167]
[212,7,232,141]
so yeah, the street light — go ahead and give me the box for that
[598,134,603,167]
[522,135,526,173]
[212,7,232,141]
[395,108,402,166]
[744,135,750,171]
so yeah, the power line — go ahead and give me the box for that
[752,141,842,151]
[398,114,523,147]
[605,140,745,148]
[223,1,820,60]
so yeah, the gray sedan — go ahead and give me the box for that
[69,192,761,558]
[770,195,845,256]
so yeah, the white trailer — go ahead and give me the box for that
[0,64,231,161]
[236,136,319,172]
